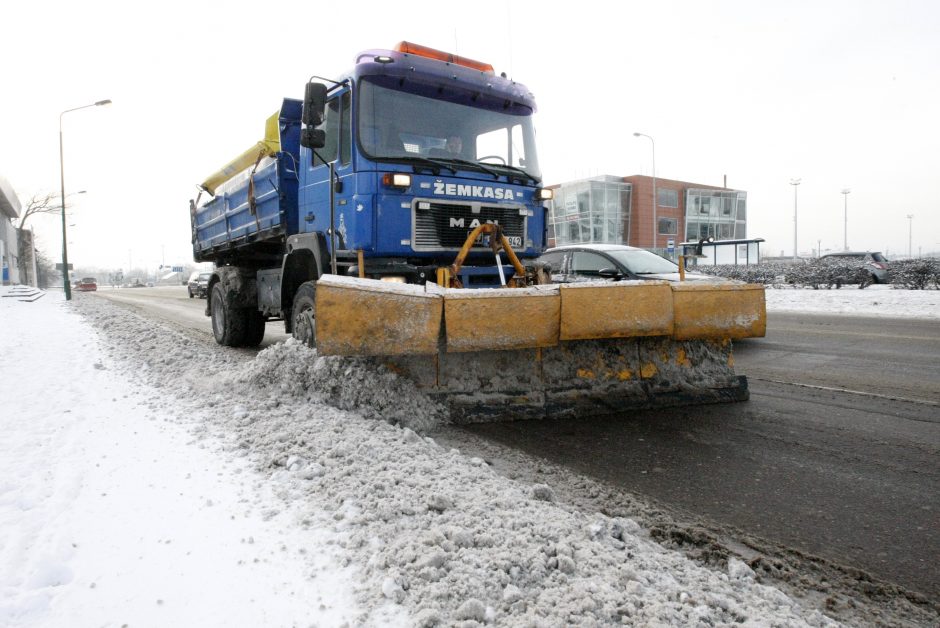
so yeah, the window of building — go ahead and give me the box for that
[658,217,677,235]
[721,196,733,216]
[658,188,679,208]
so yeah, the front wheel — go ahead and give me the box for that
[210,283,247,346]
[291,281,317,348]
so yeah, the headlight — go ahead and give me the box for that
[382,173,412,188]
[536,188,554,201]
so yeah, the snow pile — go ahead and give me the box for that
[55,293,841,627]
[242,340,446,432]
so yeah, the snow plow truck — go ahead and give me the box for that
[190,41,766,422]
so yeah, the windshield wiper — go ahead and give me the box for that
[424,157,501,180]
[376,155,457,175]
[482,163,541,185]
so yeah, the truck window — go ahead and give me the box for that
[476,123,530,168]
[314,92,351,167]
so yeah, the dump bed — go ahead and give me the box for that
[192,99,301,263]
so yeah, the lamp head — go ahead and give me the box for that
[95,99,112,106]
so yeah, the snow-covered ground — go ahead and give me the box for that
[763,284,939,318]
[1,286,935,627]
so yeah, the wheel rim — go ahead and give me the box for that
[211,291,225,338]
[294,305,315,347]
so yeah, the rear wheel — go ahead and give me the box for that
[210,283,247,346]
[243,311,266,347]
[291,281,317,348]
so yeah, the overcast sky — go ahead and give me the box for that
[2,0,938,272]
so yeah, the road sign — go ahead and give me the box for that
[55,263,74,271]
[172,266,184,272]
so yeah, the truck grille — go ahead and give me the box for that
[413,200,526,250]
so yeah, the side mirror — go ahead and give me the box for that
[597,267,624,280]
[301,128,326,149]
[302,82,327,126]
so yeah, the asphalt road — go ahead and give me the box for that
[92,285,288,347]
[456,313,940,599]
[89,289,940,599]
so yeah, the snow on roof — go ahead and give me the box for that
[0,174,22,220]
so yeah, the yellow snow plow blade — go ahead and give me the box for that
[315,276,442,356]
[672,282,766,340]
[436,285,561,352]
[559,281,675,340]
[313,275,765,421]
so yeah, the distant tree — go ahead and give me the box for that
[35,250,56,289]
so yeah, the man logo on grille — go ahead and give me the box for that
[449,218,498,228]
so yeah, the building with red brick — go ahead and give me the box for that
[547,175,748,255]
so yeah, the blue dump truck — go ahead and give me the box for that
[191,42,766,421]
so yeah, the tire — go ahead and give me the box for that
[243,310,266,347]
[210,282,247,346]
[291,281,317,348]
[188,289,194,299]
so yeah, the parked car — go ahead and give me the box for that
[188,271,212,298]
[819,251,890,284]
[538,244,720,283]
[75,277,97,292]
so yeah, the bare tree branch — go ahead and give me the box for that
[16,192,79,230]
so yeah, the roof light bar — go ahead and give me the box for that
[394,41,494,74]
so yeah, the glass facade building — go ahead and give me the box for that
[685,188,747,241]
[547,176,631,247]
[548,175,747,254]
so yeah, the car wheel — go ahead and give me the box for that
[291,281,317,348]
[189,289,194,298]
[210,283,248,346]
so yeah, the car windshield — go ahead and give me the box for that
[606,249,679,274]
[81,278,96,283]
[358,78,541,180]
[198,273,212,280]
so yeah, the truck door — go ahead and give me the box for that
[301,89,354,255]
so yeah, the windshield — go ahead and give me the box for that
[607,249,679,274]
[358,78,541,179]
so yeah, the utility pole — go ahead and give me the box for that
[790,178,801,259]
[906,214,914,258]
[841,188,851,250]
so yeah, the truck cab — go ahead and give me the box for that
[297,42,550,287]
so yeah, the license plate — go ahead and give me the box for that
[469,232,522,248]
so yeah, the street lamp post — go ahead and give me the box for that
[633,132,657,251]
[841,188,851,251]
[906,214,914,258]
[60,99,111,300]
[790,178,801,259]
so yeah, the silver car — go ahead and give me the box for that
[819,251,890,284]
[538,244,720,283]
